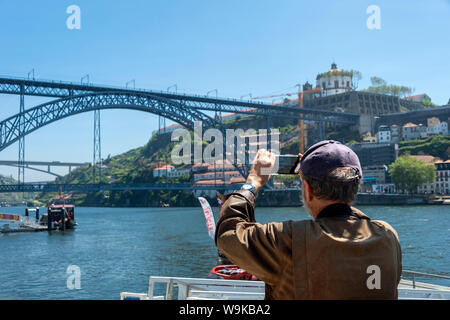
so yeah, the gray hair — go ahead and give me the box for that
[303,167,361,203]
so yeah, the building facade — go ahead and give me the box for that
[315,63,353,97]
[418,160,450,195]
[377,125,391,143]
[350,143,399,167]
[402,123,427,140]
[426,117,448,136]
[390,125,401,143]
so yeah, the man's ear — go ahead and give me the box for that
[303,180,314,202]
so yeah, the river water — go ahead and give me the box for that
[0,205,448,299]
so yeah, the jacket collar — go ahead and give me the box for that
[316,203,370,220]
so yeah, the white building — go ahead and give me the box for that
[167,167,191,178]
[377,125,391,143]
[426,117,448,136]
[402,123,427,140]
[316,63,353,97]
[418,159,450,195]
[153,165,175,178]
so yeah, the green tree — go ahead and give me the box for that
[364,76,414,98]
[389,155,435,194]
[370,76,387,86]
[350,70,362,90]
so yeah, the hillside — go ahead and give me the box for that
[0,174,22,205]
[399,135,450,160]
[36,115,356,207]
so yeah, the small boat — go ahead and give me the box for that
[0,210,47,233]
[47,193,77,230]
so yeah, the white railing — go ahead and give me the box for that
[120,274,450,300]
[121,276,265,300]
[401,270,450,289]
[398,288,450,300]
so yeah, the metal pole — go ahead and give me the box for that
[27,69,35,80]
[81,74,90,85]
[18,85,25,193]
[221,109,225,187]
[164,116,168,188]
[207,89,218,99]
[60,209,65,231]
[47,208,52,231]
[126,80,136,89]
[93,110,101,183]
[167,84,177,93]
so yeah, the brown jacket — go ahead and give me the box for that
[215,190,402,300]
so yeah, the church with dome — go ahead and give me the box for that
[315,62,354,97]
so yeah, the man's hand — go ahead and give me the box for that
[246,149,276,192]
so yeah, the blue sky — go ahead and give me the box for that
[0,0,449,181]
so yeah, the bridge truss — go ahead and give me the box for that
[0,76,359,190]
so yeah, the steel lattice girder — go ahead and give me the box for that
[0,77,359,124]
[0,92,216,151]
[0,91,248,177]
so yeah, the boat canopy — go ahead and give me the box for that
[0,214,20,221]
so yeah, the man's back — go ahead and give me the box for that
[291,204,402,299]
[215,191,402,300]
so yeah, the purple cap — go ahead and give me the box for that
[298,140,362,182]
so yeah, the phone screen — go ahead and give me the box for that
[275,155,300,174]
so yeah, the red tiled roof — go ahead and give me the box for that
[410,155,439,164]
[402,94,428,100]
[154,165,175,171]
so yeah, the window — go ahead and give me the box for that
[334,80,339,88]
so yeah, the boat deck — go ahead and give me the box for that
[120,273,450,300]
[1,225,48,233]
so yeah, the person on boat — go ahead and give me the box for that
[215,140,402,299]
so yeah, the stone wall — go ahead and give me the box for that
[256,189,303,207]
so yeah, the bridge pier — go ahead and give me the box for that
[18,85,25,187]
[93,109,102,183]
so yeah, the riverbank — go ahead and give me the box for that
[44,190,449,208]
[354,193,449,206]
[258,191,449,207]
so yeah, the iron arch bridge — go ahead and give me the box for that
[0,92,219,152]
[0,160,88,178]
[0,91,250,177]
[0,76,359,125]
[0,76,360,185]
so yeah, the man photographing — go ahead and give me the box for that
[215,140,402,299]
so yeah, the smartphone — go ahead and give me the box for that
[275,155,301,174]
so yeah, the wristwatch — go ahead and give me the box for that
[240,182,257,196]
